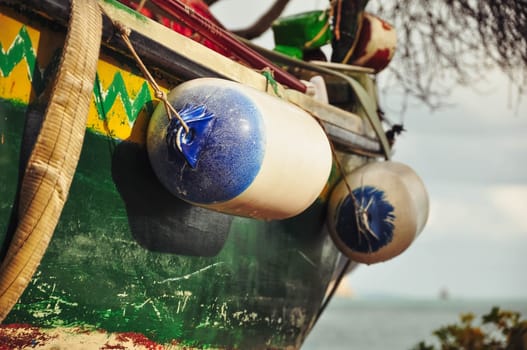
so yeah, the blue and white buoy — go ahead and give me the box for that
[327,161,429,264]
[147,78,332,219]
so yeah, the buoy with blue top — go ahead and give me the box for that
[147,78,333,220]
[327,161,429,264]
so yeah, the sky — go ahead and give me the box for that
[210,0,527,300]
[352,73,527,300]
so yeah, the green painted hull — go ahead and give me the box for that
[1,98,340,348]
[0,1,365,348]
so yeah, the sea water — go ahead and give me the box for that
[302,297,527,350]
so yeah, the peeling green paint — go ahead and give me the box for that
[0,6,342,347]
[0,26,37,78]
[93,72,153,123]
[0,25,60,96]
[101,0,151,22]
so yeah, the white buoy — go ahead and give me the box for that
[327,161,429,264]
[147,78,333,220]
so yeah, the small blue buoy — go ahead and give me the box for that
[147,78,332,219]
[327,161,429,264]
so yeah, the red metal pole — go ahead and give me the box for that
[150,0,307,93]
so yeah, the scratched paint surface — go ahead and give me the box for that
[1,106,340,348]
[0,5,343,349]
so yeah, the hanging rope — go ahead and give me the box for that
[136,0,148,12]
[333,0,343,40]
[0,0,102,321]
[105,15,190,133]
[317,121,363,229]
[305,118,374,331]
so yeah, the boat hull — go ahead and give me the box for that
[0,2,359,348]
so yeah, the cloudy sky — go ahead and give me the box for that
[352,72,527,300]
[210,0,527,300]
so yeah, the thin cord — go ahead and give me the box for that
[137,0,147,12]
[99,6,190,133]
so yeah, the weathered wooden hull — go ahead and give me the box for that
[0,1,371,348]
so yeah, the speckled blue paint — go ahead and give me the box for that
[166,104,216,168]
[147,83,266,204]
[335,186,395,253]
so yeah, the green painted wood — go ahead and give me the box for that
[0,2,352,347]
[0,97,342,348]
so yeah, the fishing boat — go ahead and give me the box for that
[0,0,429,348]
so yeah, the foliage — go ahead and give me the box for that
[412,307,527,350]
[360,0,527,111]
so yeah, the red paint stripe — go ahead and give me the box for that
[364,48,391,71]
[0,324,56,349]
[116,332,164,349]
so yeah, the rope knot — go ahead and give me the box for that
[114,21,131,37]
[155,90,166,100]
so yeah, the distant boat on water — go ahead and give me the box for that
[439,288,450,300]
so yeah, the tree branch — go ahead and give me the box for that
[230,0,292,39]
[203,0,220,6]
[370,0,527,110]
